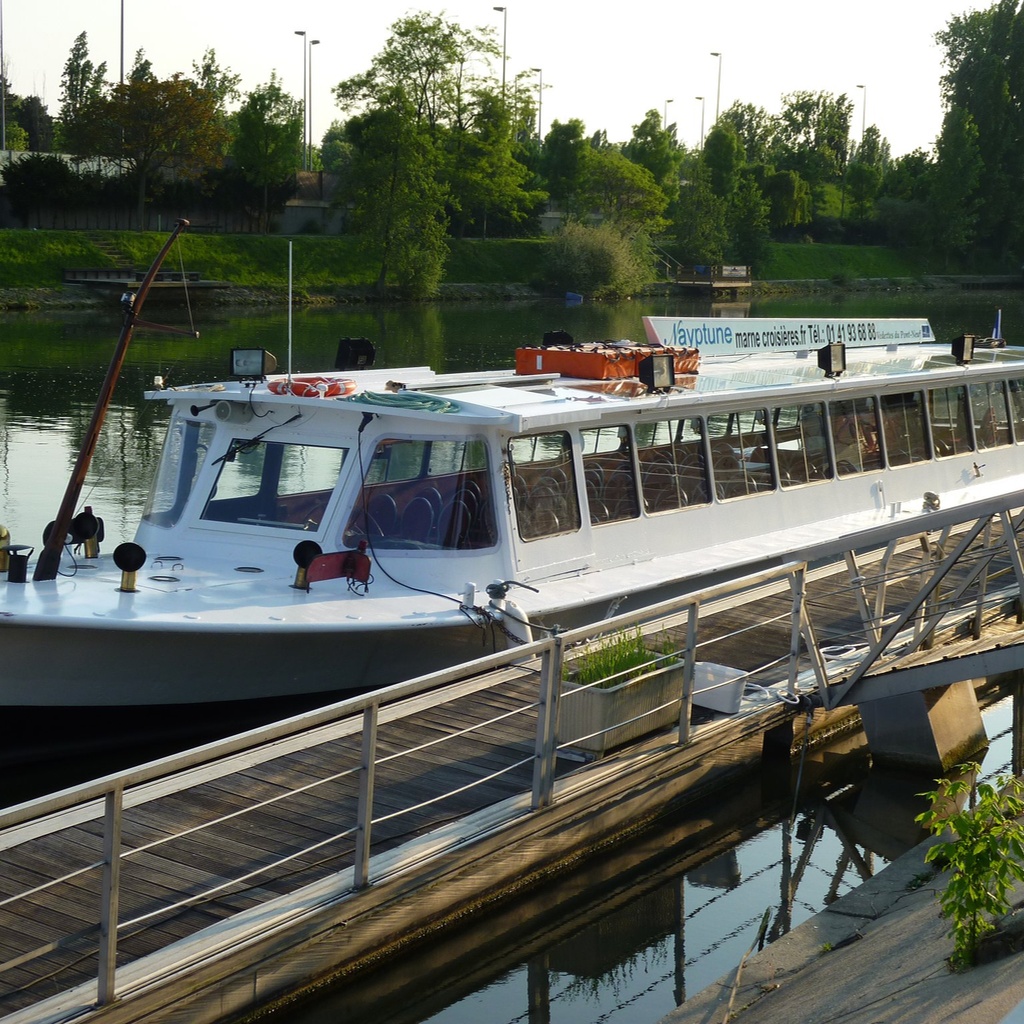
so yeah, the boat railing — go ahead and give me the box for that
[3,503,1024,1018]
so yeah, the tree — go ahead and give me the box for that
[192,49,241,160]
[719,102,777,165]
[192,48,242,112]
[671,159,728,265]
[623,109,680,188]
[335,12,499,133]
[320,120,354,176]
[854,124,890,173]
[930,105,982,265]
[232,75,303,232]
[936,0,1024,257]
[334,12,508,284]
[445,89,546,238]
[728,176,771,268]
[582,148,667,235]
[773,91,852,210]
[846,161,882,220]
[56,32,107,149]
[703,123,745,199]
[12,95,55,151]
[67,75,229,227]
[760,168,812,232]
[343,100,449,296]
[1,154,82,226]
[540,118,588,206]
[129,49,154,83]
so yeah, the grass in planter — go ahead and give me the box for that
[567,628,676,688]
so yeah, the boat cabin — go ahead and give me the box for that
[136,318,1024,599]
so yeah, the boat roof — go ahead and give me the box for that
[154,319,1024,434]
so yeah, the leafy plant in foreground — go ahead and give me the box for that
[916,763,1024,970]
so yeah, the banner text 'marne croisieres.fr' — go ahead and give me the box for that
[642,317,934,354]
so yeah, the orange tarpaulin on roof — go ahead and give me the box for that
[515,344,700,380]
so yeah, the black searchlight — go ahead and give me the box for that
[638,353,675,393]
[817,342,846,379]
[231,348,277,379]
[335,338,376,371]
[952,334,976,365]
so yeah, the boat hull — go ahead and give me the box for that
[0,616,494,708]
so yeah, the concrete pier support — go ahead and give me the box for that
[857,679,987,773]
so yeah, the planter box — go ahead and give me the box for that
[559,660,683,756]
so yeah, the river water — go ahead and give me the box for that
[1,285,1022,1021]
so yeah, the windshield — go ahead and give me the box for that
[201,440,348,531]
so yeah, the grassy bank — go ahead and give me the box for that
[0,229,1005,295]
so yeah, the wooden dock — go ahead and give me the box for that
[664,264,752,298]
[3,500,1024,1024]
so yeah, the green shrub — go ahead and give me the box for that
[917,763,1024,970]
[544,221,655,298]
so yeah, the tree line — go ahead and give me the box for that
[0,2,1020,296]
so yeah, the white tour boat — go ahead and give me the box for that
[3,228,1023,753]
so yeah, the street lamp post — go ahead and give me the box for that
[856,83,867,144]
[531,67,543,142]
[493,7,507,96]
[664,98,673,130]
[309,39,320,170]
[710,51,722,123]
[695,96,705,148]
[1,0,6,152]
[295,30,307,170]
[119,0,125,85]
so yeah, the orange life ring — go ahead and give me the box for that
[268,376,356,398]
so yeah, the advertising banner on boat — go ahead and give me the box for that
[642,317,934,354]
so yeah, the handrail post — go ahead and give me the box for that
[532,637,561,810]
[97,781,124,1005]
[677,601,699,745]
[787,566,808,699]
[353,704,379,889]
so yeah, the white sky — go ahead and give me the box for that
[2,1,984,158]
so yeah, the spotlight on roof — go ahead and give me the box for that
[952,334,976,365]
[335,338,376,371]
[638,353,675,393]
[817,342,846,379]
[230,348,277,379]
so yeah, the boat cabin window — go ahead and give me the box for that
[580,425,640,525]
[706,408,775,499]
[142,418,216,528]
[880,390,930,466]
[634,417,710,511]
[929,386,973,457]
[201,440,347,531]
[969,380,1012,449]
[343,438,497,550]
[772,402,832,487]
[830,397,883,476]
[1008,378,1024,442]
[509,431,581,541]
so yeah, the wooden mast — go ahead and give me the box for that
[33,218,192,582]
